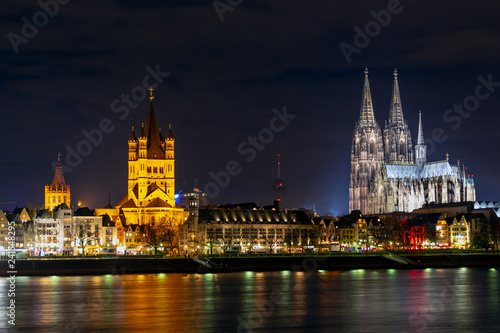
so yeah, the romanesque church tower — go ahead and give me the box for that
[383,70,413,165]
[349,68,384,214]
[102,89,185,227]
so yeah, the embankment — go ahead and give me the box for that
[2,253,500,276]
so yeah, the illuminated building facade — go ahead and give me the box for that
[179,197,319,254]
[349,69,476,214]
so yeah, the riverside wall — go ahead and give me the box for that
[2,254,500,276]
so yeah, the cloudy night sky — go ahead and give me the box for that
[0,0,499,215]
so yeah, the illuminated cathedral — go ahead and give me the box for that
[97,90,185,226]
[349,69,476,215]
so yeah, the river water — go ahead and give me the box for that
[1,268,499,332]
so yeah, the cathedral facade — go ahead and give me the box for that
[349,69,476,215]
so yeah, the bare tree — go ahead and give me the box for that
[74,220,100,257]
[266,235,278,254]
[490,219,500,252]
[161,218,179,256]
[144,223,167,258]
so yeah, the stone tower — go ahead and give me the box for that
[383,69,413,165]
[127,94,176,208]
[45,154,71,210]
[349,68,384,214]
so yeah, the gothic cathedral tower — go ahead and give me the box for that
[383,69,413,165]
[349,68,384,214]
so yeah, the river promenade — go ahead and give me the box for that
[2,252,500,276]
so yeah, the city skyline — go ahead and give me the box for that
[1,1,500,215]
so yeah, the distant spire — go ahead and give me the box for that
[166,124,174,140]
[144,100,165,158]
[129,126,137,142]
[277,154,281,178]
[388,68,405,126]
[51,153,67,191]
[149,87,154,101]
[359,67,376,127]
[272,155,286,204]
[417,110,424,144]
[415,110,427,170]
[139,123,146,138]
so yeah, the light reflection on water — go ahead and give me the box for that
[1,268,499,332]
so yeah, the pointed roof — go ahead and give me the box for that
[49,155,68,191]
[128,127,137,142]
[121,198,138,208]
[358,67,376,128]
[104,188,113,209]
[166,124,174,140]
[388,69,405,126]
[145,101,165,159]
[146,197,172,208]
[159,128,164,141]
[417,110,425,145]
[139,123,146,138]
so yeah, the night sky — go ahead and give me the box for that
[1,0,499,215]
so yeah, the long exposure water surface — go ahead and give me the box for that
[1,268,499,332]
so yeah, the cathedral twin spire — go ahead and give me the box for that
[358,67,416,165]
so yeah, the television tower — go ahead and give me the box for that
[272,155,287,209]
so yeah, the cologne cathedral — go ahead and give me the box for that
[349,69,476,215]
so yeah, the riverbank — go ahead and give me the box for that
[2,253,500,276]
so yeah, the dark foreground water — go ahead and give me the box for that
[1,268,499,332]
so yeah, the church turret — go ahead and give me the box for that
[383,69,413,164]
[349,68,384,214]
[138,123,147,158]
[165,124,175,199]
[128,126,137,161]
[415,110,427,171]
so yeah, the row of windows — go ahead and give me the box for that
[132,164,173,173]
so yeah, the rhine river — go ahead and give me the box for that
[1,268,499,332]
